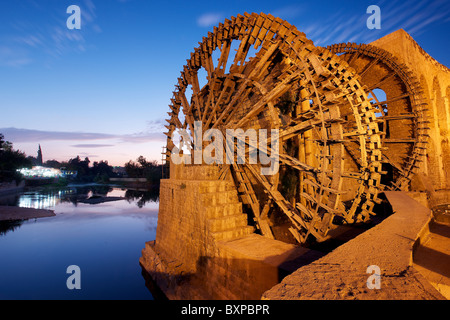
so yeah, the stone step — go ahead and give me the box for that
[201,191,240,206]
[210,226,255,242]
[206,214,249,233]
[198,181,236,194]
[204,203,243,218]
[413,221,450,299]
[432,204,450,224]
[144,240,156,251]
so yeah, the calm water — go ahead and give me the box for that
[0,185,158,300]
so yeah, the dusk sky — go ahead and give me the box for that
[0,0,449,166]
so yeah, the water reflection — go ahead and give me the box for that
[0,220,24,236]
[0,185,159,299]
[125,188,159,208]
[18,192,58,210]
[0,185,160,237]
[0,185,159,210]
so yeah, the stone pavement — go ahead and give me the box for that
[262,192,446,300]
[413,220,450,299]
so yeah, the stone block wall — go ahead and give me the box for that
[262,191,445,300]
[371,30,450,193]
[140,164,319,299]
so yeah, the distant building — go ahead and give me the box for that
[37,144,43,166]
[113,166,127,177]
[60,167,78,178]
[17,166,61,179]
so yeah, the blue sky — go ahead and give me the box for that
[0,0,449,166]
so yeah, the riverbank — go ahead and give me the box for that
[0,185,156,299]
[0,181,25,197]
[0,205,55,221]
[0,181,159,221]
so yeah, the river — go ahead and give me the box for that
[0,184,158,300]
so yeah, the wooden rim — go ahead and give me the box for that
[164,13,383,243]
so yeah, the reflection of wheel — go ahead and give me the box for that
[164,13,383,244]
[327,43,429,190]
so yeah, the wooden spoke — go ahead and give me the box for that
[165,14,386,244]
[370,93,410,107]
[328,42,429,191]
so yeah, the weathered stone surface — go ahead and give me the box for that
[262,192,445,300]
[413,220,450,299]
[141,28,450,300]
[140,165,322,299]
[371,29,450,195]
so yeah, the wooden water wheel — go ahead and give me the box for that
[327,43,429,191]
[163,13,384,244]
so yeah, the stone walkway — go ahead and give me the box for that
[262,192,446,300]
[413,220,450,299]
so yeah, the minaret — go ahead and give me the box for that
[37,144,43,166]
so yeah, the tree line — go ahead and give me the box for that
[124,156,162,185]
[0,134,32,183]
[0,133,162,185]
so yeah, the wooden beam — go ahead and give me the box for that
[371,93,410,107]
[233,70,301,128]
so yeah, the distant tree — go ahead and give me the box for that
[125,159,142,178]
[0,134,13,153]
[0,135,117,184]
[81,157,90,176]
[0,133,32,183]
[124,156,162,184]
[92,160,115,183]
[27,156,38,166]
[67,156,89,181]
[44,159,62,168]
[63,156,115,182]
[0,134,3,152]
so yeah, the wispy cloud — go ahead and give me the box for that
[0,46,32,67]
[81,0,97,24]
[300,0,450,46]
[71,144,115,148]
[0,127,165,144]
[47,0,100,56]
[49,26,86,56]
[197,12,224,27]
[13,34,44,47]
[1,127,114,142]
[78,152,99,159]
[1,0,101,67]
